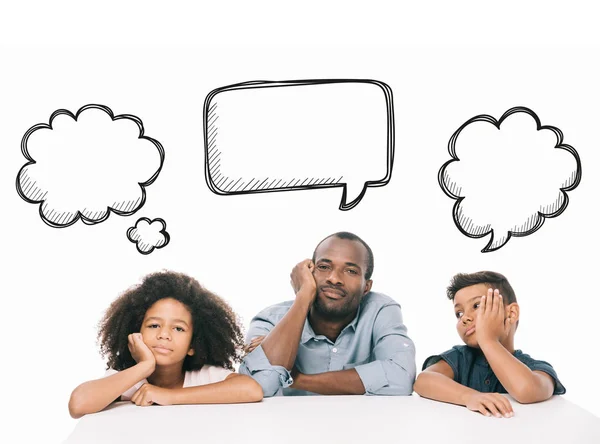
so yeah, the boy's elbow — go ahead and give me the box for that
[510,384,549,404]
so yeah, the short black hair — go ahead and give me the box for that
[312,231,374,280]
[97,270,244,372]
[446,271,517,305]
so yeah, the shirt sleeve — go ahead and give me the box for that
[422,348,461,382]
[353,304,417,395]
[518,354,566,395]
[237,311,293,397]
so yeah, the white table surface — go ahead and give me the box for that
[64,394,600,444]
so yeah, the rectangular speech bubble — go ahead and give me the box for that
[203,79,394,210]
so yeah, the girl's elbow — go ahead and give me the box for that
[68,392,88,419]
[246,378,264,402]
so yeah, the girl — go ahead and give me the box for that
[69,271,263,418]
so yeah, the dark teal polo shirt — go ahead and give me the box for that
[422,345,566,395]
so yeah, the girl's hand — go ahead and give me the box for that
[128,333,156,369]
[130,383,173,406]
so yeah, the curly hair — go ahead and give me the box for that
[97,271,245,372]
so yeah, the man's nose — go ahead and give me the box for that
[326,269,343,285]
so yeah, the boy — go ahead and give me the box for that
[414,271,565,418]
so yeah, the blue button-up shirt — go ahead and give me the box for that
[239,291,416,397]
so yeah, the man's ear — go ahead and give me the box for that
[506,303,520,323]
[363,280,373,295]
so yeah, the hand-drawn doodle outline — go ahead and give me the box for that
[203,79,395,211]
[438,106,582,252]
[127,217,170,255]
[16,104,165,228]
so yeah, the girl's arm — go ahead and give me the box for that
[129,373,263,406]
[69,334,156,418]
[68,360,155,418]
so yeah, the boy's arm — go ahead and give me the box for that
[68,360,155,418]
[129,373,263,405]
[478,340,555,403]
[414,360,513,417]
[477,290,555,404]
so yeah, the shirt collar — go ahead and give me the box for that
[300,297,364,344]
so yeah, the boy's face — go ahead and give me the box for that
[453,283,494,348]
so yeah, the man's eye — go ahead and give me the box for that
[347,269,358,275]
[317,264,329,270]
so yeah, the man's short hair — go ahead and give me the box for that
[446,271,517,304]
[312,231,374,280]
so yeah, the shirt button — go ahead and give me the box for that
[484,379,490,385]
[332,348,338,353]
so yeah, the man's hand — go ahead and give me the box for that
[244,335,266,355]
[465,392,514,418]
[475,288,511,345]
[130,383,173,406]
[128,333,156,372]
[290,259,317,301]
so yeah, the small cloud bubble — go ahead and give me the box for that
[127,217,170,255]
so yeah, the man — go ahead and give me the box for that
[239,232,416,396]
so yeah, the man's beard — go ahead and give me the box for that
[312,290,360,320]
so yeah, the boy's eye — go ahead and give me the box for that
[148,324,159,329]
[474,303,480,309]
[455,311,463,319]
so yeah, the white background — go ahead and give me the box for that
[1,2,599,443]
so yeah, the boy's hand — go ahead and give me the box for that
[130,383,173,406]
[465,392,514,418]
[475,288,511,345]
[128,333,156,370]
[290,259,317,302]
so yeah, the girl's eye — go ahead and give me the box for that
[148,324,159,329]
[474,303,480,309]
[174,327,185,332]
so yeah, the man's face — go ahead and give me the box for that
[312,237,372,320]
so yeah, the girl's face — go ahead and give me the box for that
[140,298,195,366]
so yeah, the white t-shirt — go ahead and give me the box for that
[104,365,233,401]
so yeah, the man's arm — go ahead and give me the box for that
[259,259,316,369]
[477,290,555,404]
[414,360,513,417]
[354,303,416,395]
[290,304,417,396]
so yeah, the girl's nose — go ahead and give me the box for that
[157,327,171,340]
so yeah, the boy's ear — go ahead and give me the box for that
[505,303,520,323]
